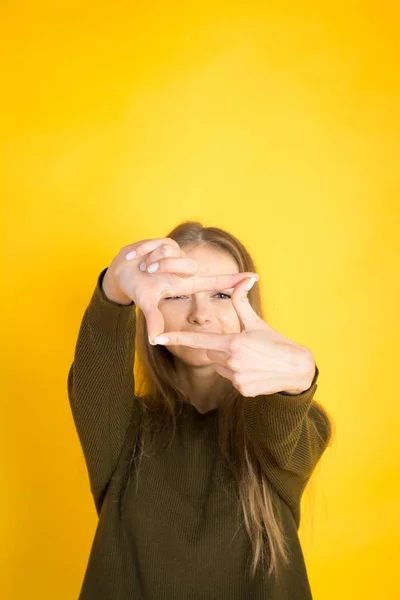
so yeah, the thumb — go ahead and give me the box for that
[231,276,261,333]
[142,305,165,345]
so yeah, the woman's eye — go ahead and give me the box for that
[165,293,231,300]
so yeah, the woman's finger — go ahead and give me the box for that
[145,257,199,276]
[213,363,235,382]
[153,331,235,351]
[142,244,184,269]
[140,303,166,344]
[206,349,237,369]
[124,237,180,260]
[172,272,259,295]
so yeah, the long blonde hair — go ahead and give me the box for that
[120,220,332,580]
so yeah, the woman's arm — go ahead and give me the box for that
[243,366,332,526]
[67,267,138,514]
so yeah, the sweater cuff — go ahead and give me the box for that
[242,368,319,446]
[84,268,136,334]
[243,364,319,432]
[265,365,319,410]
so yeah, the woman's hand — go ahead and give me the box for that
[105,238,259,343]
[153,276,316,396]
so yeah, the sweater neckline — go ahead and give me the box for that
[182,402,219,418]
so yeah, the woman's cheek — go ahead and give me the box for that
[160,307,181,331]
[220,312,241,332]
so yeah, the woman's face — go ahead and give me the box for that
[158,245,242,367]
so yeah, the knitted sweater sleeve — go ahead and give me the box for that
[242,365,331,527]
[67,267,138,515]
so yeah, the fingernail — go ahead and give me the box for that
[148,336,156,345]
[147,262,159,273]
[246,277,257,291]
[154,336,169,344]
[126,251,136,260]
[140,261,147,271]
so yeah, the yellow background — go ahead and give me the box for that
[2,1,399,598]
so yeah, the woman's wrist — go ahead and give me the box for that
[101,270,133,306]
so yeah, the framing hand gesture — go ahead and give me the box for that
[153,276,316,396]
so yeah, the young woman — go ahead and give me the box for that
[68,220,332,599]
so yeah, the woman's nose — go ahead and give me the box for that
[188,301,213,324]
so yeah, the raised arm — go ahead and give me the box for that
[243,366,332,526]
[67,267,138,514]
[67,236,221,513]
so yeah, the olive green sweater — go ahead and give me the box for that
[67,267,330,600]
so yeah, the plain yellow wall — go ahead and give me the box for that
[2,1,399,598]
